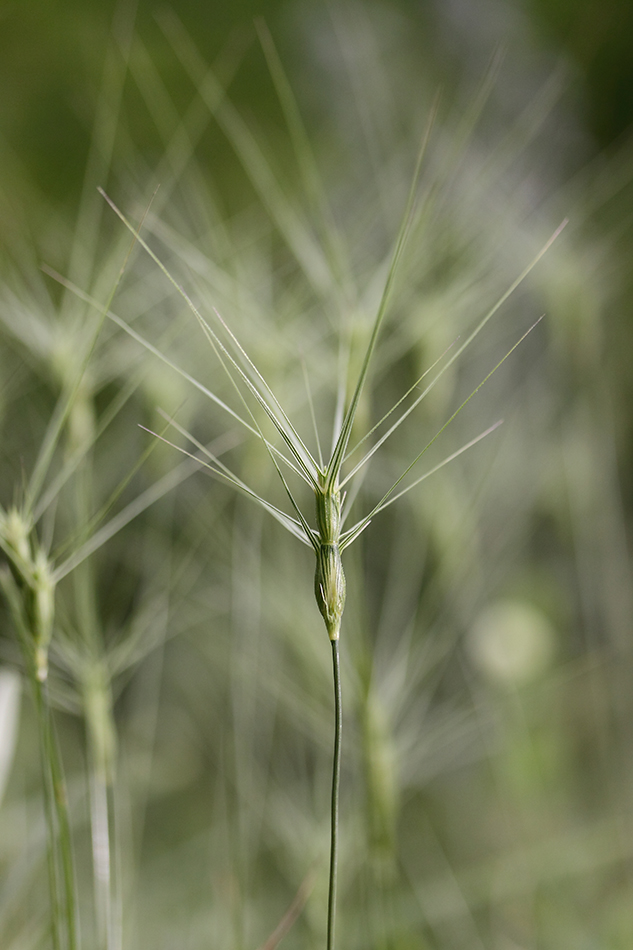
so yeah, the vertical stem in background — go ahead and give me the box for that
[327,639,343,950]
[89,765,122,950]
[33,678,63,950]
[89,761,112,950]
[50,724,79,950]
[33,676,78,950]
[84,671,120,950]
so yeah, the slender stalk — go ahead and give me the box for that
[327,639,343,950]
[89,760,113,950]
[33,676,78,950]
[33,678,63,950]
[47,696,78,950]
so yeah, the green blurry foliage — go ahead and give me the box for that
[0,1,633,949]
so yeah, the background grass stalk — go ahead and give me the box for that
[84,673,119,950]
[0,514,78,950]
[33,675,78,950]
[33,677,63,950]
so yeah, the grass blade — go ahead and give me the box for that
[27,197,156,511]
[339,222,567,489]
[340,317,544,549]
[326,101,438,489]
[139,421,314,548]
[98,191,320,489]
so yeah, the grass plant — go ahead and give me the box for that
[91,74,564,945]
[1,3,632,949]
[0,123,210,948]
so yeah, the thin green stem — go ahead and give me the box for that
[33,677,77,950]
[327,639,343,950]
[33,678,63,950]
[89,761,112,950]
[48,695,78,950]
[84,671,120,950]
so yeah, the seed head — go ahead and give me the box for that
[314,488,346,641]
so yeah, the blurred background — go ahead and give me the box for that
[1,0,633,948]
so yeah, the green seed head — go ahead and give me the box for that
[32,550,55,682]
[314,488,346,640]
[0,508,32,570]
[0,509,55,681]
[315,543,346,641]
[315,486,342,544]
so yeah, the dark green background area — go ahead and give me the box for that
[0,0,290,206]
[1,0,632,212]
[527,0,633,145]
